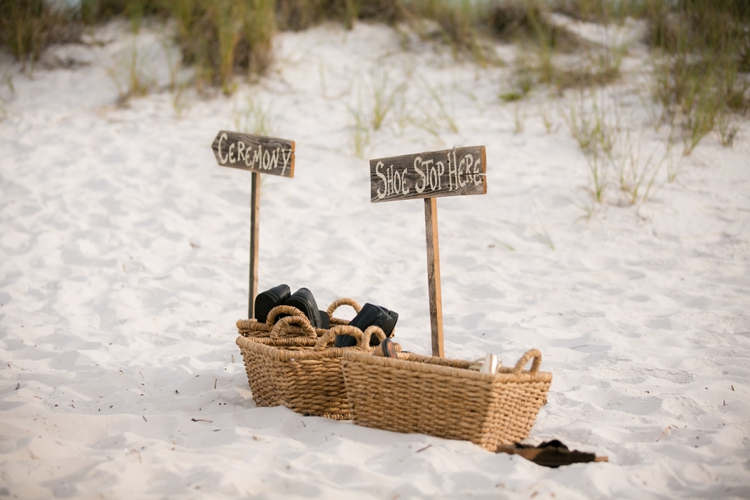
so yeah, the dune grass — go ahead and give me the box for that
[1,0,746,170]
[0,0,745,224]
[165,0,277,94]
[0,0,82,72]
[487,0,747,202]
[2,0,747,92]
[106,39,157,104]
[563,89,671,205]
[646,0,749,154]
[493,0,747,176]
[0,74,10,122]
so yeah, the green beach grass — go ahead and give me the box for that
[3,0,746,204]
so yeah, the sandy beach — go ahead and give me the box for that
[1,17,749,499]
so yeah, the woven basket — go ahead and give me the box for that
[237,316,386,420]
[341,349,552,450]
[235,298,362,406]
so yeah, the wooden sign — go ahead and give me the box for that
[212,130,295,178]
[369,146,488,357]
[212,130,296,319]
[369,146,486,203]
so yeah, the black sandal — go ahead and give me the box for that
[381,338,398,358]
[284,287,324,329]
[254,284,291,322]
[335,303,398,347]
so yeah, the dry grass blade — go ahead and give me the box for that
[420,76,458,134]
[511,102,526,134]
[234,93,274,136]
[584,147,607,203]
[106,40,157,105]
[371,70,407,131]
[347,97,371,158]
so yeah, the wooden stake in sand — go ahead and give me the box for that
[211,130,295,318]
[369,146,487,357]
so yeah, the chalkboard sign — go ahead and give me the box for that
[211,130,295,178]
[369,146,486,203]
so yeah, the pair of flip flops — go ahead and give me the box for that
[254,284,329,329]
[334,303,398,348]
[496,440,608,468]
[379,338,398,357]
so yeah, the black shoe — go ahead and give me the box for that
[381,308,398,338]
[319,311,330,329]
[335,303,398,347]
[335,333,358,348]
[284,288,323,328]
[254,284,291,322]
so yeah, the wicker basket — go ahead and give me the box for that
[235,298,362,406]
[237,316,386,420]
[341,349,552,450]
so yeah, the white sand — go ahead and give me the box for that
[1,19,749,499]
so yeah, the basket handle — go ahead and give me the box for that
[270,315,317,339]
[314,324,385,350]
[513,349,542,375]
[266,305,306,327]
[364,325,386,347]
[326,298,362,318]
[315,325,362,349]
[236,318,258,329]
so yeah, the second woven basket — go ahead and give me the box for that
[341,349,552,450]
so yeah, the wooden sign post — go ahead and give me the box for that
[369,146,487,357]
[211,130,295,319]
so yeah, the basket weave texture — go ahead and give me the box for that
[237,316,386,420]
[341,349,552,450]
[235,298,362,407]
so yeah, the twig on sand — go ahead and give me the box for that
[192,418,213,423]
[416,444,432,453]
[656,425,671,442]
